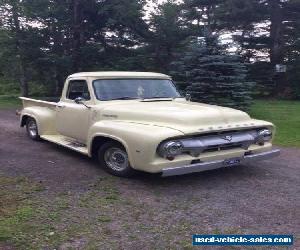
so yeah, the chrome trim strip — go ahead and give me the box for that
[161,149,280,177]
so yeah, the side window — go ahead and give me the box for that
[66,80,91,100]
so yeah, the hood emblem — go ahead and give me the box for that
[103,114,118,118]
[222,135,232,142]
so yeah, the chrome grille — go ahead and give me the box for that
[203,142,245,153]
[179,129,261,156]
[157,127,272,158]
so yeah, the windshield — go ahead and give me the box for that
[93,79,181,101]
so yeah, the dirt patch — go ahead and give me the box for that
[0,109,299,249]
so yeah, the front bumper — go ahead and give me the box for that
[161,149,280,177]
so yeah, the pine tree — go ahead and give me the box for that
[171,35,255,110]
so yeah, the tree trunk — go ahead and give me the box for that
[19,60,29,96]
[11,0,29,97]
[269,0,291,98]
[11,1,29,96]
[54,70,65,97]
[72,0,84,72]
[270,0,284,65]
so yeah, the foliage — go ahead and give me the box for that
[247,62,274,97]
[171,36,255,110]
[146,1,190,72]
[0,0,150,96]
[0,96,21,108]
[0,78,20,96]
[0,0,299,104]
[287,60,300,99]
[214,0,300,98]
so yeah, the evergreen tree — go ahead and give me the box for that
[0,0,299,99]
[171,36,254,110]
[217,0,300,98]
[144,1,190,72]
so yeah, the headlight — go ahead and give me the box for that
[256,129,272,144]
[158,141,183,158]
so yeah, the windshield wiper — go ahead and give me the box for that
[108,96,140,100]
[143,96,172,99]
[142,96,184,100]
[141,97,174,102]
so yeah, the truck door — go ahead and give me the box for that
[56,79,92,143]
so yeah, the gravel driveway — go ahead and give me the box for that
[0,109,299,249]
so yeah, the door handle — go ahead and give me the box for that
[57,104,65,109]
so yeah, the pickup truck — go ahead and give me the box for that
[20,71,280,177]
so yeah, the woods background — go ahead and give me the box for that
[0,0,299,110]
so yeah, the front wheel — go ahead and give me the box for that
[97,142,136,177]
[26,117,40,141]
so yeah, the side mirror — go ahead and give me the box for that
[74,97,85,104]
[185,93,191,101]
[74,97,91,109]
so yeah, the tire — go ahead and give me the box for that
[26,117,40,141]
[97,142,135,177]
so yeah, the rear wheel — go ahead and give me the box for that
[26,117,40,141]
[97,142,135,177]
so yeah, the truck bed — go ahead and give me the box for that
[20,97,90,155]
[20,97,60,108]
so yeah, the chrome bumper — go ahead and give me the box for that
[161,149,280,177]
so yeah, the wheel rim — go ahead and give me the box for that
[28,120,38,137]
[104,147,128,172]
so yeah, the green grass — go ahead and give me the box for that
[250,100,300,147]
[2,170,294,249]
[0,96,21,108]
[0,174,123,249]
[0,176,45,247]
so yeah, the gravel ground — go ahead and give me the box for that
[0,109,299,249]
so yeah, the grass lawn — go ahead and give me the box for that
[250,100,300,147]
[0,96,21,109]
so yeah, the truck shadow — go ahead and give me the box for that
[43,139,271,189]
[136,163,267,184]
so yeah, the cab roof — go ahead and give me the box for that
[68,71,171,79]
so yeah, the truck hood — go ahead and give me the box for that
[100,100,269,135]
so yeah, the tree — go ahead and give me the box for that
[216,0,300,98]
[146,1,190,72]
[171,36,254,110]
[0,0,150,96]
[0,0,299,100]
[182,0,224,36]
[0,0,33,96]
[285,0,300,98]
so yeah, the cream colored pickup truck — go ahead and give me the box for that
[20,72,280,177]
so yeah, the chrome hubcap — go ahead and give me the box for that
[104,147,128,171]
[28,120,37,137]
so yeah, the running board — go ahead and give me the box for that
[40,135,89,155]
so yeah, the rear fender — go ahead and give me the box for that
[20,107,56,135]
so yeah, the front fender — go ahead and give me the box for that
[20,107,56,135]
[88,121,184,170]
